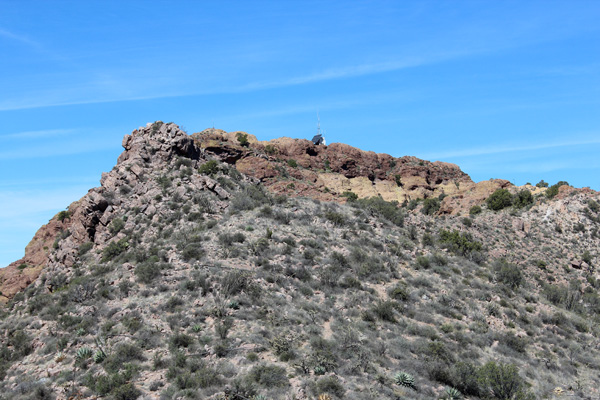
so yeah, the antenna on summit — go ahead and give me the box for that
[311,111,325,145]
[317,111,321,136]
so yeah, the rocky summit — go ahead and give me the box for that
[0,121,599,400]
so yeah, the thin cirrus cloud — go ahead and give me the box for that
[0,138,118,160]
[419,136,600,160]
[0,53,452,112]
[0,128,75,140]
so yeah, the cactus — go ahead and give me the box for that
[445,387,462,400]
[76,347,93,360]
[314,366,326,376]
[394,372,416,390]
[93,349,107,363]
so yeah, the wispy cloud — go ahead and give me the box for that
[0,54,445,112]
[0,176,99,188]
[0,128,75,140]
[0,139,118,160]
[419,136,600,160]
[236,57,431,92]
[0,27,39,47]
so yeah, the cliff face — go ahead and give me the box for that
[191,129,514,213]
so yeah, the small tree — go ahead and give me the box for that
[546,181,569,199]
[236,132,250,147]
[513,189,533,208]
[478,361,533,400]
[486,189,513,211]
[422,197,441,215]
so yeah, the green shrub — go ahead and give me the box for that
[316,375,345,397]
[536,180,549,188]
[486,189,513,211]
[513,189,533,208]
[78,241,94,256]
[546,181,569,199]
[287,159,298,168]
[477,361,532,400]
[221,270,249,297]
[452,362,481,397]
[248,364,289,387]
[422,197,441,215]
[112,383,141,400]
[135,261,164,283]
[170,333,194,349]
[109,218,125,235]
[236,132,250,147]
[372,301,397,322]
[494,259,523,289]
[101,238,129,262]
[438,230,482,257]
[342,191,358,202]
[199,160,219,176]
[469,205,482,215]
[264,144,277,155]
[388,283,409,301]
[57,210,71,222]
[324,211,347,226]
[352,196,405,226]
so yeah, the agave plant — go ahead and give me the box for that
[75,347,93,360]
[93,349,107,363]
[394,372,416,390]
[445,387,462,400]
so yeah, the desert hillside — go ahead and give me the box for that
[0,122,599,400]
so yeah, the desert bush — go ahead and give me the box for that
[438,230,482,257]
[109,218,125,235]
[170,333,194,349]
[101,238,129,262]
[372,301,397,322]
[135,261,165,283]
[218,232,246,246]
[231,185,272,211]
[342,191,358,202]
[316,375,345,398]
[513,189,533,208]
[469,205,482,215]
[57,210,71,222]
[236,132,249,147]
[546,181,569,199]
[198,160,219,176]
[352,196,405,226]
[248,364,289,387]
[477,361,533,400]
[78,241,93,256]
[451,362,481,397]
[388,283,410,301]
[494,259,523,289]
[486,189,513,211]
[221,270,249,297]
[422,197,441,215]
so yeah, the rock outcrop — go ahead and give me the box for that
[192,129,474,207]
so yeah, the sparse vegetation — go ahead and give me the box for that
[1,122,599,399]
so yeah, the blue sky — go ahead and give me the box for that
[1,0,599,267]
